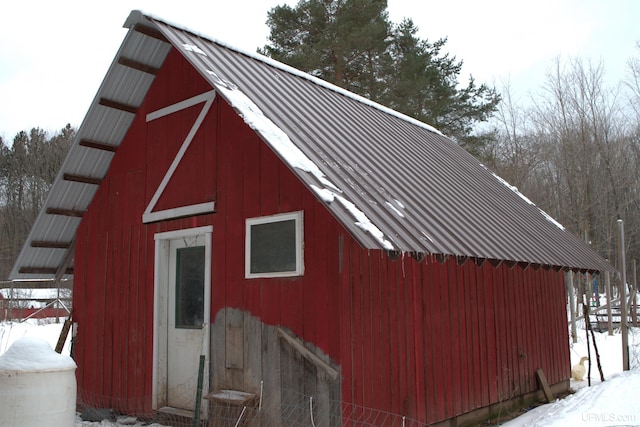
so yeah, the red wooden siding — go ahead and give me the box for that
[336,248,569,424]
[72,48,570,424]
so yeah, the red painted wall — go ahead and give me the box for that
[338,250,568,423]
[72,48,569,423]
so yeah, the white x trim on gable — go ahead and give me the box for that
[142,90,217,223]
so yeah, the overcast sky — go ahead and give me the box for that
[1,0,639,140]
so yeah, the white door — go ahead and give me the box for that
[154,227,211,414]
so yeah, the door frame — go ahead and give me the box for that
[152,225,212,412]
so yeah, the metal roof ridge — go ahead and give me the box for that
[128,10,444,138]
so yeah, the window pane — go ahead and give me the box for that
[250,219,296,274]
[175,246,205,328]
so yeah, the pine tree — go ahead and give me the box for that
[261,0,500,152]
[381,19,500,150]
[261,0,390,98]
[0,125,75,279]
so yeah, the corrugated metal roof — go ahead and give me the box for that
[9,10,613,279]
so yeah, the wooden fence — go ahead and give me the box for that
[0,279,72,321]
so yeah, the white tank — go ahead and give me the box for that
[0,336,77,427]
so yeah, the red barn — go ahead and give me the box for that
[11,10,611,427]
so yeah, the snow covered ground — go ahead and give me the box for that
[1,318,639,426]
[503,325,640,426]
[0,318,72,355]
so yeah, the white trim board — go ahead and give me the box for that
[154,225,213,241]
[143,90,216,224]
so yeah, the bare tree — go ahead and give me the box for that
[525,57,632,261]
[487,56,638,265]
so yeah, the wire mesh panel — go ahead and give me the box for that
[77,384,426,427]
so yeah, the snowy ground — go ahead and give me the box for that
[1,318,639,426]
[502,324,640,427]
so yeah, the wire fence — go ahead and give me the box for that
[208,390,427,427]
[571,316,640,370]
[77,385,426,427]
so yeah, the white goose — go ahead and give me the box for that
[571,356,589,381]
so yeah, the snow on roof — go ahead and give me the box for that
[213,81,339,191]
[215,81,394,250]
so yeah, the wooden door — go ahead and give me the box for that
[154,227,211,416]
[167,236,207,409]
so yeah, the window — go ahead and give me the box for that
[246,211,304,278]
[175,246,205,328]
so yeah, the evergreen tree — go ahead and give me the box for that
[381,19,500,149]
[262,0,390,99]
[0,125,74,279]
[262,0,500,151]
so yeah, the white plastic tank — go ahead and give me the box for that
[0,336,77,427]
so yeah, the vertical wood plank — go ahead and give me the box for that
[260,322,281,425]
[242,123,262,326]
[430,258,445,421]
[410,258,426,421]
[226,309,245,389]
[115,226,128,403]
[398,257,415,418]
[338,234,353,406]
[259,137,279,216]
[483,262,500,402]
[448,259,462,417]
[553,271,569,383]
[302,195,320,349]
[466,261,482,410]
[475,264,488,407]
[350,241,364,409]
[100,230,111,404]
[307,193,331,354]
[361,247,373,410]
[210,309,226,396]
[388,252,402,418]
[325,214,342,361]
[420,259,434,420]
[128,225,142,411]
[369,251,385,413]
[211,100,227,320]
[517,268,528,392]
[439,259,453,418]
[244,312,262,392]
[505,267,519,394]
[459,261,472,413]
[492,264,506,403]
[525,268,538,391]
[142,225,154,413]
[221,101,244,311]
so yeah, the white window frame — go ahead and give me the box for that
[245,211,304,278]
